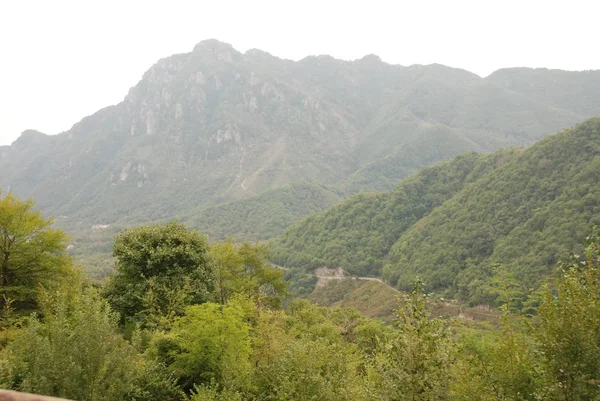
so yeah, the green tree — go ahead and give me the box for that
[103,222,213,327]
[0,190,71,311]
[535,227,600,400]
[366,281,453,400]
[251,301,367,401]
[164,298,253,392]
[188,381,243,401]
[257,337,364,401]
[210,239,287,307]
[451,316,540,401]
[1,287,141,401]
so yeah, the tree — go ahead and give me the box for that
[209,240,287,308]
[535,227,600,401]
[0,283,182,401]
[251,301,367,401]
[2,287,140,401]
[103,222,213,327]
[188,382,243,401]
[451,314,540,401]
[0,190,71,311]
[256,336,364,401]
[366,281,453,401]
[166,299,253,392]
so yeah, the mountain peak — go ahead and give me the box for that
[17,129,47,141]
[193,39,236,54]
[357,54,383,64]
[190,39,241,64]
[244,48,279,61]
[10,130,49,148]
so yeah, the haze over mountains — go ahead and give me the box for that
[2,39,600,272]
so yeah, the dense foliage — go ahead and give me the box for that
[0,287,166,401]
[274,118,600,305]
[1,194,600,400]
[384,118,600,303]
[271,150,518,276]
[0,191,72,312]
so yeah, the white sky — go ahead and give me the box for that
[1,0,598,146]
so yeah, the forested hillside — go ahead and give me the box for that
[2,41,600,272]
[274,119,600,304]
[4,191,600,400]
[385,118,600,303]
[184,180,342,241]
[270,149,519,275]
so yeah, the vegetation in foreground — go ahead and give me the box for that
[1,190,600,400]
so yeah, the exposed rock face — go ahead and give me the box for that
[1,39,599,242]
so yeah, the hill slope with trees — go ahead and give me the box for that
[273,118,600,304]
[385,118,600,303]
[270,149,520,275]
[3,187,600,400]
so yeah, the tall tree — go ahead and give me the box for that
[209,240,287,307]
[0,190,70,311]
[103,222,213,328]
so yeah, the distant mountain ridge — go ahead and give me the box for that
[1,39,600,273]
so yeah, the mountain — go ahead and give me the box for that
[273,118,600,304]
[269,149,520,275]
[487,68,600,117]
[2,39,600,272]
[384,118,600,303]
[183,180,342,242]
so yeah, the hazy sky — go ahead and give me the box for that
[1,0,598,146]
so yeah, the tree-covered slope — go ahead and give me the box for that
[184,181,342,242]
[270,149,519,275]
[383,118,600,303]
[272,119,600,304]
[60,181,342,276]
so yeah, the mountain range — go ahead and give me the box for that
[2,39,600,273]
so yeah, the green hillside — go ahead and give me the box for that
[384,118,600,303]
[184,181,342,241]
[270,149,519,276]
[273,118,600,304]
